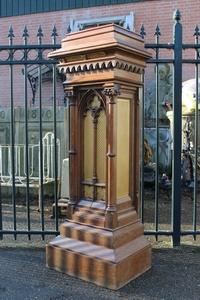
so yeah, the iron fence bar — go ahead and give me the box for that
[0,230,59,235]
[145,44,174,49]
[182,44,200,49]
[147,59,174,64]
[171,10,182,247]
[0,60,59,65]
[181,231,200,235]
[53,64,59,231]
[24,64,31,240]
[140,71,145,222]
[155,25,160,240]
[182,60,200,64]
[52,27,59,232]
[144,231,173,236]
[149,59,200,64]
[39,63,45,240]
[9,29,17,240]
[23,28,31,240]
[193,27,199,240]
[37,26,45,240]
[145,43,200,49]
[0,44,61,50]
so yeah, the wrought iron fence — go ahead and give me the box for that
[0,25,61,240]
[0,10,200,247]
[141,10,200,246]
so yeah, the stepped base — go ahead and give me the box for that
[46,220,151,290]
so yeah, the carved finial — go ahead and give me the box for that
[154,24,161,37]
[8,25,15,44]
[22,26,29,44]
[37,25,43,44]
[140,24,146,39]
[173,9,181,22]
[194,25,200,37]
[67,25,71,34]
[51,25,58,44]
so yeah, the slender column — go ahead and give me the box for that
[65,88,77,218]
[92,117,98,200]
[103,84,120,228]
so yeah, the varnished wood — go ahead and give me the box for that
[47,24,152,290]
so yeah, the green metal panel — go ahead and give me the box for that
[49,0,56,11]
[12,0,19,16]
[25,0,31,14]
[1,0,7,17]
[62,0,69,9]
[89,0,97,7]
[69,0,76,9]
[75,0,83,8]
[36,0,43,13]
[6,0,12,16]
[18,0,25,15]
[82,0,89,7]
[0,0,145,17]
[30,0,37,14]
[56,0,63,10]
[43,0,50,12]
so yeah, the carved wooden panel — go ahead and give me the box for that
[81,92,106,201]
[117,98,130,198]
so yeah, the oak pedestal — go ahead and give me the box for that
[46,24,152,290]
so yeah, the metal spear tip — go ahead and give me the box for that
[140,24,146,39]
[154,24,161,36]
[22,26,29,38]
[194,25,200,37]
[67,25,71,34]
[37,25,43,37]
[51,25,58,37]
[8,25,15,38]
[173,9,181,22]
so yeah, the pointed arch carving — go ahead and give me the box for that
[79,89,107,202]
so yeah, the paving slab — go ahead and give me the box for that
[0,246,200,300]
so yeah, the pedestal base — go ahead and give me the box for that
[46,220,151,290]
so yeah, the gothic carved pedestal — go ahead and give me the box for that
[46,24,152,290]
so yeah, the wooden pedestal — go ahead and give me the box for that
[46,24,152,289]
[46,219,151,290]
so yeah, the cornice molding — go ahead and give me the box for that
[59,59,143,75]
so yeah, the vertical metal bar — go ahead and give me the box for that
[23,28,31,240]
[37,26,45,240]
[140,71,145,222]
[155,25,161,240]
[193,28,199,240]
[52,27,59,232]
[53,63,58,231]
[39,64,44,240]
[38,65,44,240]
[24,64,31,240]
[172,10,182,246]
[155,64,159,240]
[9,28,17,240]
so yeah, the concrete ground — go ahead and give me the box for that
[0,245,200,300]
